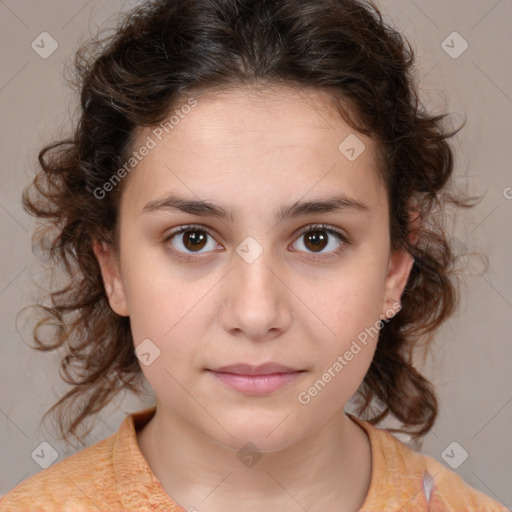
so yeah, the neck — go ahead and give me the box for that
[136,404,372,512]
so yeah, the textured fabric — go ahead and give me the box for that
[1,406,508,511]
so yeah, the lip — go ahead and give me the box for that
[208,362,302,375]
[205,363,306,396]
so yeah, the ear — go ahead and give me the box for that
[382,203,420,318]
[92,239,129,317]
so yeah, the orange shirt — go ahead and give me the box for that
[1,406,508,511]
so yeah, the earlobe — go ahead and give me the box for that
[92,239,129,317]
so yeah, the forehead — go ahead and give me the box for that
[119,85,387,219]
[151,85,364,151]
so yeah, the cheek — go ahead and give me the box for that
[303,263,387,342]
[296,341,375,420]
[121,258,216,383]
[296,260,387,385]
[122,255,209,339]
[296,278,383,413]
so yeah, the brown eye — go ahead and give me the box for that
[292,224,348,257]
[165,225,219,259]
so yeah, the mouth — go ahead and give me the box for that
[205,362,307,395]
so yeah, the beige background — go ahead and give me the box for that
[1,0,511,505]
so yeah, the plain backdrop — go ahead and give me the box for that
[1,0,511,506]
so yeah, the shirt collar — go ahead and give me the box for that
[348,413,430,511]
[113,405,185,511]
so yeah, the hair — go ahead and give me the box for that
[19,0,480,446]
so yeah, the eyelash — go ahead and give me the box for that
[162,223,350,262]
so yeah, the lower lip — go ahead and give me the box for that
[207,371,305,395]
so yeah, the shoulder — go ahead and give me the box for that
[398,444,508,511]
[0,432,118,512]
[349,414,509,512]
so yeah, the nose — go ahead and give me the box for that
[219,245,292,342]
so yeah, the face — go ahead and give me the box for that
[94,85,413,452]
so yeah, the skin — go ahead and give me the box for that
[93,84,415,512]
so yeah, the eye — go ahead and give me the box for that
[291,224,349,258]
[163,224,220,261]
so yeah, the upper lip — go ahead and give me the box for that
[207,363,304,375]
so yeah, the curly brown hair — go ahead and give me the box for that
[19,0,479,446]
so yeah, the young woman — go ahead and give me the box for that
[1,0,507,510]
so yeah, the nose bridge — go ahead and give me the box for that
[220,233,290,337]
[235,233,279,298]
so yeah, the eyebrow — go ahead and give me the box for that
[142,192,369,222]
